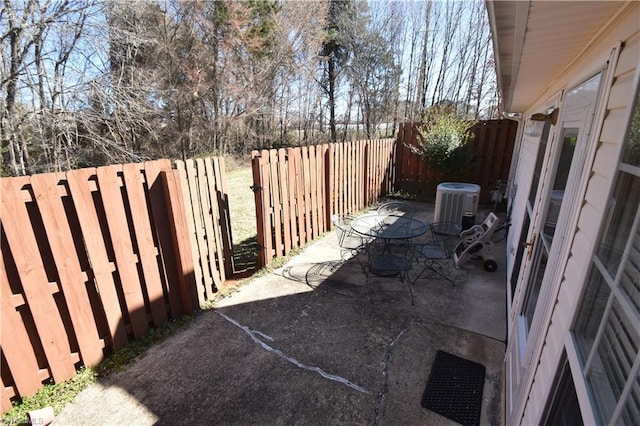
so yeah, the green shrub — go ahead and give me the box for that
[408,106,478,182]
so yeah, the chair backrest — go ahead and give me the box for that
[377,201,414,217]
[367,241,413,269]
[332,214,363,248]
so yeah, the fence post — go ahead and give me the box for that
[212,157,234,278]
[161,170,198,313]
[251,151,268,267]
[325,144,334,227]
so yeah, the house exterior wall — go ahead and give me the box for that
[506,3,639,424]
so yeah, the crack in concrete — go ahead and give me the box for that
[373,318,426,426]
[216,311,370,394]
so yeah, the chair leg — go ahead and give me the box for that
[403,274,415,305]
[398,270,415,305]
[412,260,455,286]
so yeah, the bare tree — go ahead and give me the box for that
[1,0,93,175]
[0,0,499,177]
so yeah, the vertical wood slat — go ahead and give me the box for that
[260,150,274,264]
[325,144,334,228]
[0,255,43,401]
[144,160,183,318]
[308,146,319,239]
[30,173,104,366]
[66,169,128,349]
[174,160,204,305]
[287,148,299,247]
[204,157,226,284]
[251,139,398,267]
[301,147,312,244]
[267,150,282,258]
[293,149,306,246]
[161,171,198,314]
[196,158,220,297]
[277,149,292,254]
[122,163,167,327]
[96,165,148,339]
[315,145,325,234]
[211,157,234,278]
[0,178,76,382]
[185,159,211,304]
[251,151,268,266]
[1,375,16,414]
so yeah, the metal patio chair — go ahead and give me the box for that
[331,214,369,271]
[365,240,415,304]
[412,222,459,286]
[377,201,415,218]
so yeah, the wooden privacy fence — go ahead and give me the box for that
[396,120,518,203]
[0,157,231,412]
[251,139,395,266]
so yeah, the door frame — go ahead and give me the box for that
[505,44,621,424]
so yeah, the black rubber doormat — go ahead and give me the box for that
[421,351,486,426]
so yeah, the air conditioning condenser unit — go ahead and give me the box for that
[434,182,481,225]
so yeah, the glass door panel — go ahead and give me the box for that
[516,71,603,361]
[543,127,578,240]
[522,243,548,333]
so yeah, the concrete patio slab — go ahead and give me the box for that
[55,201,507,425]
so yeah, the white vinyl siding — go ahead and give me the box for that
[518,20,640,426]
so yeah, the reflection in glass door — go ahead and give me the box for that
[516,72,603,352]
[510,120,551,300]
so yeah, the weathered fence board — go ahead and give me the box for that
[1,157,229,412]
[96,165,149,339]
[144,160,184,319]
[161,170,198,314]
[204,158,226,283]
[30,173,104,367]
[1,178,77,383]
[0,256,43,405]
[211,157,233,276]
[174,158,231,304]
[66,168,129,350]
[196,158,220,298]
[122,163,168,328]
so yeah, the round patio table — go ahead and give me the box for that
[351,213,428,240]
[351,214,427,278]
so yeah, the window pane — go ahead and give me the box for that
[574,268,611,362]
[586,299,639,424]
[543,359,584,426]
[622,91,640,166]
[597,171,640,276]
[571,82,640,426]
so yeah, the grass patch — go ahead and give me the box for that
[226,165,259,273]
[1,315,194,425]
